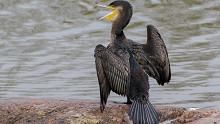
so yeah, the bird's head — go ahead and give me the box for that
[96,0,133,36]
[96,0,132,24]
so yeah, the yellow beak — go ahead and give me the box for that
[95,4,116,21]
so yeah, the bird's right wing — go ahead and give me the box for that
[125,40,160,82]
[144,25,171,85]
[94,44,130,112]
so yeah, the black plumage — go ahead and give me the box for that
[142,25,171,86]
[94,0,171,123]
[127,47,159,124]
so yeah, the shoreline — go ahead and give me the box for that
[0,99,219,124]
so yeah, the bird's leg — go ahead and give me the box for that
[126,97,132,104]
[113,97,132,104]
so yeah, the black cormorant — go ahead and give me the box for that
[94,0,171,123]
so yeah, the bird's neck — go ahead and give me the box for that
[111,17,127,42]
[111,31,126,43]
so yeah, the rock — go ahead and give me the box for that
[0,99,219,124]
[172,109,220,124]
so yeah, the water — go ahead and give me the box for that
[0,0,220,109]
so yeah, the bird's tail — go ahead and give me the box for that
[128,100,159,124]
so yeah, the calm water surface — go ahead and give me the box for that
[0,0,220,109]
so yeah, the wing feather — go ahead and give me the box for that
[94,44,130,102]
[144,25,171,85]
[94,45,111,112]
[125,40,160,81]
[103,50,130,95]
[125,25,171,86]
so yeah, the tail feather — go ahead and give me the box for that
[129,100,135,119]
[148,102,159,121]
[141,103,146,124]
[133,101,138,123]
[128,100,159,124]
[146,102,159,124]
[145,103,154,124]
[136,101,142,123]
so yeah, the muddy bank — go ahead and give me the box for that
[0,99,219,124]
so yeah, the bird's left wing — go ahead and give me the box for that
[94,44,130,112]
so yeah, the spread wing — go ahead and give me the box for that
[125,40,160,83]
[94,44,130,112]
[143,25,171,85]
[125,25,171,86]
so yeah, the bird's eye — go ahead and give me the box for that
[111,5,115,7]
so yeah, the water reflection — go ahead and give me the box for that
[0,0,220,109]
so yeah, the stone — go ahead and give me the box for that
[0,99,219,124]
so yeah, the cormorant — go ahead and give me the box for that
[94,0,171,123]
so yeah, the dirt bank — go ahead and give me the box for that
[0,99,219,124]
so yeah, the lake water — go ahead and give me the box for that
[0,0,220,109]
